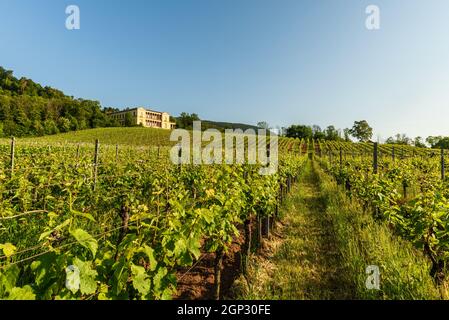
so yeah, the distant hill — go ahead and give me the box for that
[199,120,260,131]
[172,113,261,132]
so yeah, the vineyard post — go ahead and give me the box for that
[176,143,183,170]
[10,136,15,177]
[265,143,271,237]
[441,148,445,181]
[157,145,161,158]
[373,142,378,174]
[392,146,395,162]
[93,139,99,191]
[76,143,80,164]
[116,144,119,163]
[339,147,343,170]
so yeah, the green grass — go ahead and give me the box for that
[317,163,440,299]
[235,159,440,300]
[0,127,298,151]
[18,127,174,147]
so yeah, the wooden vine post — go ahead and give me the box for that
[373,142,378,174]
[264,142,271,238]
[373,142,379,218]
[178,143,182,170]
[10,136,15,177]
[242,170,252,276]
[76,143,80,165]
[339,147,343,170]
[93,139,99,191]
[441,148,445,181]
[213,247,224,300]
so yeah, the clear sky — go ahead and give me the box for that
[1,0,449,140]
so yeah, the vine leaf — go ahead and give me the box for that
[131,264,151,296]
[7,286,36,300]
[73,258,98,295]
[0,243,16,258]
[139,245,157,271]
[70,228,98,258]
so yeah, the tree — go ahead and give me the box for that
[124,113,134,127]
[285,125,313,140]
[349,120,373,142]
[343,128,351,142]
[426,136,449,149]
[324,125,340,141]
[175,112,200,129]
[386,133,411,145]
[413,136,427,148]
[257,121,269,130]
[426,136,441,148]
[58,117,71,132]
[312,125,325,140]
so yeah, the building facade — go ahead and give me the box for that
[110,107,176,129]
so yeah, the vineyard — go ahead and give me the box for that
[2,127,449,300]
[0,129,307,300]
[316,139,449,298]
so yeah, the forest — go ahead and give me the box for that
[0,67,118,137]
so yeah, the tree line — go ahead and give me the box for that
[275,120,448,149]
[280,120,374,143]
[386,134,449,149]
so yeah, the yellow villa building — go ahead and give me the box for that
[110,107,176,129]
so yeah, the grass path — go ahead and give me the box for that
[234,158,440,300]
[266,159,354,299]
[239,159,354,299]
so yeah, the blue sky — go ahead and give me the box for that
[1,0,449,140]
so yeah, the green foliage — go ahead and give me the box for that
[174,112,200,130]
[318,139,449,293]
[0,66,120,138]
[349,120,373,142]
[427,136,449,149]
[0,136,307,300]
[286,124,344,141]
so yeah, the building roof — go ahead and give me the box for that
[110,107,168,115]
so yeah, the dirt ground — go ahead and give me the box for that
[174,231,245,300]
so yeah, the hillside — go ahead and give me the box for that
[13,127,286,147]
[0,67,117,137]
[18,127,173,147]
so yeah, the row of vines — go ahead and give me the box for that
[0,137,306,300]
[316,140,449,294]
